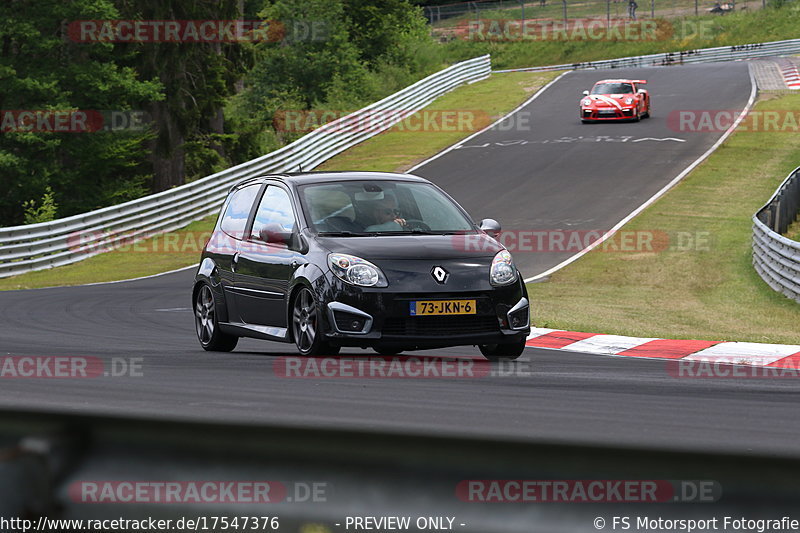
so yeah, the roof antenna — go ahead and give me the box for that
[298,163,303,173]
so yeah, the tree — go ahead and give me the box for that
[0,0,162,225]
[233,0,440,149]
[114,0,254,189]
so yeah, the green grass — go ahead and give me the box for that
[438,4,800,70]
[0,71,558,291]
[786,219,800,241]
[528,92,800,344]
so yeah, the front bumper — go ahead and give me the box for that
[319,275,530,350]
[581,107,636,120]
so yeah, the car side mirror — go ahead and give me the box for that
[582,90,589,96]
[637,89,646,94]
[479,218,501,238]
[259,225,294,246]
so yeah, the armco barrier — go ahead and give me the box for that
[0,56,491,278]
[753,166,800,303]
[493,38,800,73]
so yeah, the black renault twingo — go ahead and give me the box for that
[193,172,530,360]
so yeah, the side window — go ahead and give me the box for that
[220,184,260,240]
[250,186,296,240]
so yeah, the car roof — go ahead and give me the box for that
[230,171,430,191]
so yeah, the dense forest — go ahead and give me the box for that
[0,0,442,226]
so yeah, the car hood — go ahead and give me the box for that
[315,232,503,260]
[584,94,635,107]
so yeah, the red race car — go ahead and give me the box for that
[579,79,650,123]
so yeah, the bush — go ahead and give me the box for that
[23,187,58,225]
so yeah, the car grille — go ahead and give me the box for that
[382,315,500,337]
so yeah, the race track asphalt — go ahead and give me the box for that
[414,62,753,276]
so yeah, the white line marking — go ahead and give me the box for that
[631,137,686,143]
[10,264,198,292]
[407,71,570,173]
[525,64,758,282]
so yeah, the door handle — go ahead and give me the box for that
[232,252,240,271]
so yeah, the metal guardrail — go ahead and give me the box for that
[753,166,800,303]
[4,409,800,530]
[493,38,800,72]
[0,55,492,279]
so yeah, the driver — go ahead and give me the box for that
[364,195,406,231]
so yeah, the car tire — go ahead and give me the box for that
[194,283,238,352]
[292,287,340,357]
[479,339,526,361]
[374,347,403,356]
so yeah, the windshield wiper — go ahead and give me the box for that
[376,229,460,235]
[317,231,369,237]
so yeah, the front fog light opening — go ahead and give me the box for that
[327,302,373,335]
[507,298,530,330]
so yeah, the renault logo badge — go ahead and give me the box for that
[431,266,449,284]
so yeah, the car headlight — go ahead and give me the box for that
[625,98,634,105]
[490,250,518,286]
[582,99,592,106]
[328,253,388,288]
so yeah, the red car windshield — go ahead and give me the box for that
[591,83,633,94]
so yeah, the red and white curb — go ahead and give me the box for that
[776,58,800,90]
[526,328,800,369]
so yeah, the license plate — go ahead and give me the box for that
[410,300,476,316]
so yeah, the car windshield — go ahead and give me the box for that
[591,83,633,94]
[298,180,476,235]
